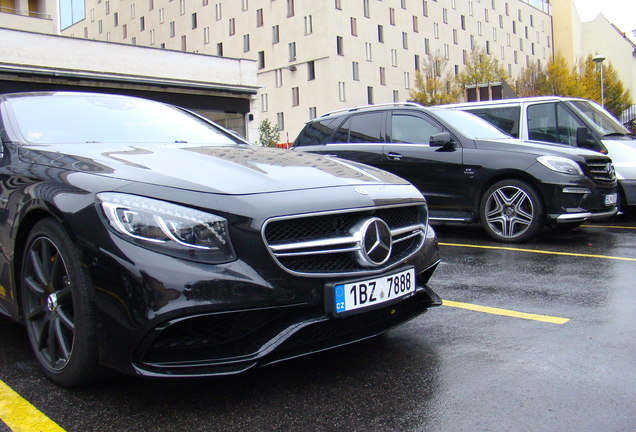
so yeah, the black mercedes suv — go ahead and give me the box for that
[292,103,618,243]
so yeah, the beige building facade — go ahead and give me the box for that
[552,0,636,100]
[62,0,554,140]
[0,0,57,32]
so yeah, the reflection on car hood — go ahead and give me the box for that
[475,138,607,159]
[18,143,408,194]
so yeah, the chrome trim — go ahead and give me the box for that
[555,207,617,222]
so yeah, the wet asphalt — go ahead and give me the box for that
[1,214,635,432]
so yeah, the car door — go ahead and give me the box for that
[381,111,465,213]
[316,111,386,167]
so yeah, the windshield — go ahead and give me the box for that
[432,108,512,140]
[6,94,241,145]
[569,100,630,137]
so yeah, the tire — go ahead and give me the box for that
[479,179,545,243]
[21,218,109,387]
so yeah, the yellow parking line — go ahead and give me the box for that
[0,380,65,432]
[443,300,570,324]
[582,224,636,229]
[439,242,636,262]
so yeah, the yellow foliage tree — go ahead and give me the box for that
[409,51,463,106]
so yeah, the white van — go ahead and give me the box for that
[442,96,636,212]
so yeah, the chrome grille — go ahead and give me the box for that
[585,157,616,183]
[263,205,427,277]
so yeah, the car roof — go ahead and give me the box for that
[316,102,449,121]
[438,96,587,109]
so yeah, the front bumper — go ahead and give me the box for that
[619,179,636,207]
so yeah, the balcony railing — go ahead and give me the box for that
[0,6,51,20]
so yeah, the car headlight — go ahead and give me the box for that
[97,192,236,263]
[536,156,583,176]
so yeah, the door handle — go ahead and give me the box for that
[386,152,403,161]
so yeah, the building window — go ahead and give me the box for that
[192,13,197,29]
[309,107,317,120]
[215,3,221,20]
[261,94,268,112]
[404,72,410,89]
[444,44,449,59]
[98,20,103,33]
[241,0,248,11]
[181,35,187,51]
[204,27,210,43]
[379,67,386,85]
[423,0,428,17]
[492,27,496,41]
[351,17,357,36]
[159,8,164,23]
[256,8,263,27]
[414,54,420,70]
[434,23,439,38]
[287,0,294,17]
[478,21,482,35]
[461,15,465,30]
[352,62,359,80]
[292,87,300,106]
[378,25,384,43]
[105,1,109,15]
[442,8,447,24]
[90,8,94,21]
[229,18,236,35]
[367,86,374,104]
[289,42,296,61]
[484,9,489,22]
[391,49,397,66]
[402,32,408,49]
[217,42,223,56]
[512,21,516,34]
[424,38,430,54]
[202,0,207,5]
[366,42,372,61]
[114,12,118,26]
[499,14,503,28]
[389,8,395,25]
[140,16,145,31]
[519,38,523,51]
[393,90,399,102]
[363,0,370,18]
[453,29,457,44]
[413,16,419,32]
[401,0,407,9]
[150,28,155,44]
[170,21,175,37]
[335,0,342,10]
[469,1,473,16]
[149,0,154,11]
[337,36,344,55]
[463,49,467,64]
[339,82,346,101]
[500,46,504,59]
[258,51,265,69]
[486,40,490,54]
[243,34,250,52]
[180,0,185,15]
[272,25,279,43]
[275,69,283,87]
[304,15,313,34]
[277,113,285,132]
[307,61,315,80]
[106,31,110,41]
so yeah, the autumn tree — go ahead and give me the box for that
[410,51,462,106]
[576,55,632,119]
[513,63,548,97]
[456,45,508,87]
[258,118,280,147]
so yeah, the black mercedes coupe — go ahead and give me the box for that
[0,92,440,386]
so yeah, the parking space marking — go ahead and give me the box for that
[0,380,65,432]
[581,224,636,230]
[439,243,636,262]
[443,300,570,324]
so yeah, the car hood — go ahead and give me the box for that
[18,143,408,194]
[474,138,607,160]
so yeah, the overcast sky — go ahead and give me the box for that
[572,0,636,43]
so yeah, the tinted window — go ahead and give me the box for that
[527,103,559,143]
[391,113,442,144]
[294,117,341,146]
[331,112,384,144]
[465,106,520,137]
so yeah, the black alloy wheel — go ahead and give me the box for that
[480,179,545,243]
[21,218,107,386]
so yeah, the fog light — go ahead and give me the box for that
[562,187,591,194]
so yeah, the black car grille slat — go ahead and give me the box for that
[263,206,425,276]
[584,158,615,182]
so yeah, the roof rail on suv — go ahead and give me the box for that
[320,102,423,118]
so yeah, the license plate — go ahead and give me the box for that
[332,268,415,315]
[604,193,617,206]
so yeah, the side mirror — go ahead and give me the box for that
[576,127,589,147]
[429,132,454,148]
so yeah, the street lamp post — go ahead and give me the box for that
[592,54,606,108]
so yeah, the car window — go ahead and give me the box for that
[570,100,630,136]
[555,103,585,146]
[391,113,442,144]
[330,112,383,144]
[431,109,510,139]
[7,94,238,145]
[294,117,341,146]
[465,106,520,138]
[527,103,559,143]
